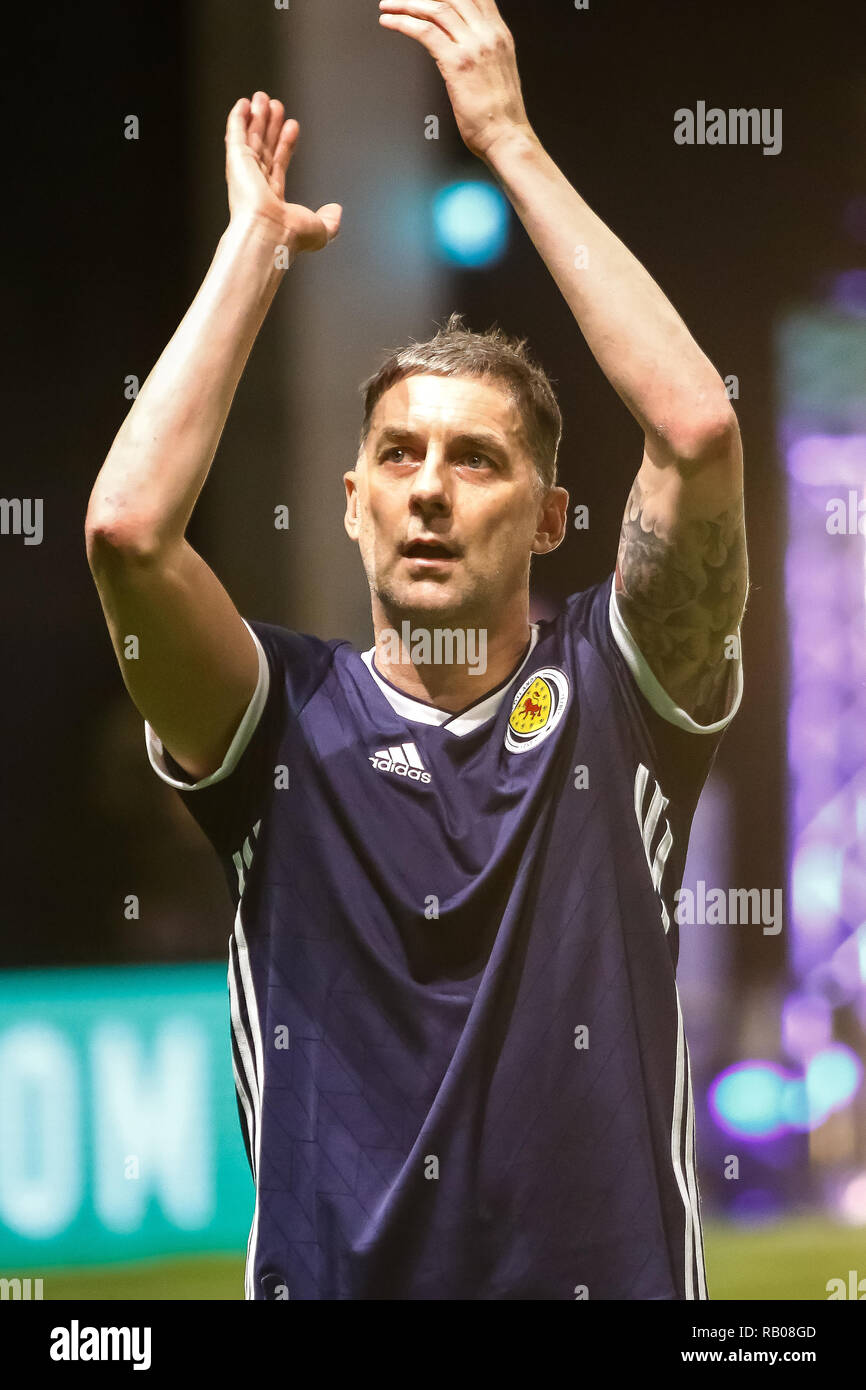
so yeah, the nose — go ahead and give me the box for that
[408,448,451,515]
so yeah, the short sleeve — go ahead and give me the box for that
[565,573,743,809]
[144,618,285,857]
[607,576,743,737]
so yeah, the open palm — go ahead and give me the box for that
[225,91,341,252]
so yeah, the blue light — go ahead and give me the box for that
[804,1045,862,1122]
[432,181,509,267]
[710,1050,862,1141]
[779,1078,810,1129]
[710,1062,788,1140]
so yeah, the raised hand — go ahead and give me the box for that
[378,0,532,163]
[225,91,342,252]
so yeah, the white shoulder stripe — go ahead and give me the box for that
[642,782,669,861]
[634,763,673,935]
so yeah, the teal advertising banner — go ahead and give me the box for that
[0,964,252,1267]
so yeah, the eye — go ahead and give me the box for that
[463,453,493,470]
[382,446,412,463]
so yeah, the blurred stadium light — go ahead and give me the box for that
[432,180,510,267]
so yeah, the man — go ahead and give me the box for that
[85,0,747,1300]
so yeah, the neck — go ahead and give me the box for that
[369,600,533,712]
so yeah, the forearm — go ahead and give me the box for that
[86,212,291,551]
[484,129,730,453]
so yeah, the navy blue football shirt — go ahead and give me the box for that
[144,572,742,1300]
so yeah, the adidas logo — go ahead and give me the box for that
[368,741,432,783]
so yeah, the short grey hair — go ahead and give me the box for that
[358,312,563,493]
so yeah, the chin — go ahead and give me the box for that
[378,577,469,622]
[401,587,464,616]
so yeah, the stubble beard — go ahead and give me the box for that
[372,563,491,635]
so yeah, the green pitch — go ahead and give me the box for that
[11,1219,865,1299]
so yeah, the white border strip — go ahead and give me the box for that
[228,938,259,1176]
[609,577,743,735]
[635,764,704,1294]
[360,626,540,735]
[671,986,696,1299]
[144,619,270,789]
[683,1029,708,1299]
[233,897,266,1301]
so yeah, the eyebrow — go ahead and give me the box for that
[373,425,511,463]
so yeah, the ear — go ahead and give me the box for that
[531,485,570,556]
[343,468,360,541]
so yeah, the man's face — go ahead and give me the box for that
[344,373,566,625]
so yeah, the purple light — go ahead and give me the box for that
[835,1171,866,1225]
[784,427,866,973]
[726,1188,783,1223]
[781,993,833,1063]
[828,924,866,994]
[829,270,866,318]
[791,843,843,938]
[787,434,866,485]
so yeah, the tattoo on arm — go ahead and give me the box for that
[615,477,748,724]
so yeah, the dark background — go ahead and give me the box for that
[1,0,862,976]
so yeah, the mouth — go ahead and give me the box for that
[400,538,460,565]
